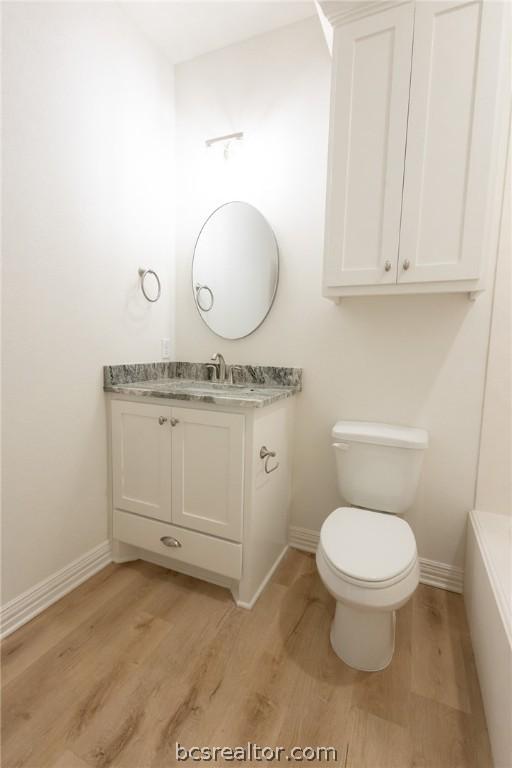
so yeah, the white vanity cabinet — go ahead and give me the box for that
[109,394,295,608]
[171,407,244,541]
[112,401,173,523]
[112,400,243,541]
[322,0,508,299]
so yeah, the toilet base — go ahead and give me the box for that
[330,602,396,671]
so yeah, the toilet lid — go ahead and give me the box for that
[320,507,417,583]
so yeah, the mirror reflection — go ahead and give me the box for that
[192,201,279,339]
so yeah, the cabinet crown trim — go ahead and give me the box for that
[319,0,411,27]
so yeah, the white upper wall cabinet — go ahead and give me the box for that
[399,1,504,284]
[324,4,414,288]
[322,0,508,299]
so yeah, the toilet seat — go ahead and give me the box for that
[316,539,419,613]
[319,507,417,588]
[316,506,420,668]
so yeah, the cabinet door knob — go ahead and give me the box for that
[170,418,180,427]
[402,259,411,271]
[158,416,168,425]
[160,536,181,548]
[384,260,392,272]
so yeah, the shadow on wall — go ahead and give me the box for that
[324,292,472,419]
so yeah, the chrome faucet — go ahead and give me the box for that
[210,352,226,383]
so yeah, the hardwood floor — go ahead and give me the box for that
[2,550,492,768]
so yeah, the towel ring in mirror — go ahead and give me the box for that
[192,201,279,339]
[138,268,161,303]
[195,283,214,312]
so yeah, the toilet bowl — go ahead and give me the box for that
[317,507,419,671]
[317,421,428,671]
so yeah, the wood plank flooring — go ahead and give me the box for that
[1,550,492,768]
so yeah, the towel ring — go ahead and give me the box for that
[260,446,280,474]
[195,283,214,312]
[138,268,161,303]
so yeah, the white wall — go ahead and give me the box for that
[174,17,501,570]
[1,2,174,603]
[476,134,511,517]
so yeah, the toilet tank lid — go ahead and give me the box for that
[332,421,428,450]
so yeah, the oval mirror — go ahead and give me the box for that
[192,201,279,339]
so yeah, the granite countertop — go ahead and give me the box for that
[103,362,302,409]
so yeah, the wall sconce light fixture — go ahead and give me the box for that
[205,131,244,160]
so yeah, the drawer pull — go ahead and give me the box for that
[260,445,280,474]
[160,536,182,548]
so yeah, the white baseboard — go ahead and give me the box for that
[289,525,319,554]
[236,545,289,610]
[0,540,112,639]
[418,556,464,594]
[289,525,463,594]
[0,522,464,641]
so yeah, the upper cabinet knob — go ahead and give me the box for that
[158,416,168,425]
[170,418,180,427]
[402,259,411,271]
[384,260,392,272]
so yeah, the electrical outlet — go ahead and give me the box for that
[161,338,170,360]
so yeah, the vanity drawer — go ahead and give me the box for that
[113,509,242,580]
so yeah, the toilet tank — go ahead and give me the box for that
[332,421,428,515]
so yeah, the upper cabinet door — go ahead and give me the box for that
[399,1,504,283]
[324,4,414,287]
[111,400,172,522]
[171,408,244,542]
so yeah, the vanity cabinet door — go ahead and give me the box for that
[323,4,414,288]
[171,408,244,542]
[111,400,172,522]
[398,1,504,284]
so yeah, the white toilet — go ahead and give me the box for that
[317,421,428,672]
